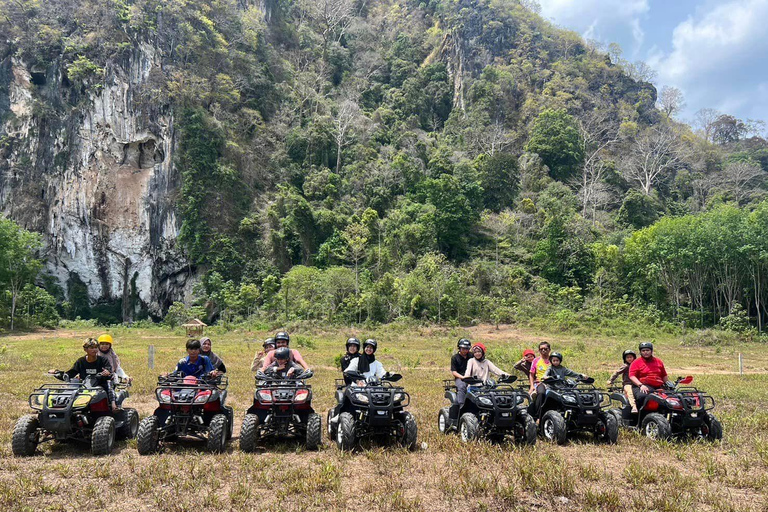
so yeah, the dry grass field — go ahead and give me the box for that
[0,323,767,512]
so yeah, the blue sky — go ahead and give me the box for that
[536,0,768,126]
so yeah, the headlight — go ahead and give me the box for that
[194,391,212,403]
[563,394,577,404]
[294,389,310,403]
[354,393,369,404]
[29,395,44,410]
[478,397,493,406]
[516,395,525,405]
[257,390,273,403]
[393,393,404,403]
[666,398,683,410]
[73,395,91,408]
[158,390,172,403]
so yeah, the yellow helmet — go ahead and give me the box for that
[97,334,113,344]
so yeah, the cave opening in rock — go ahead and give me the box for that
[30,71,46,86]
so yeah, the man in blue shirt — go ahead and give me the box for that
[174,339,219,378]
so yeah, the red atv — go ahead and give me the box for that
[136,373,233,454]
[609,376,722,441]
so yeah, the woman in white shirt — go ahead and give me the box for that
[344,339,386,384]
[464,342,508,383]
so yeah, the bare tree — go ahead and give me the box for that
[717,161,767,204]
[693,108,721,143]
[621,125,687,196]
[626,60,658,83]
[575,110,620,219]
[658,86,686,117]
[478,120,513,157]
[315,0,354,47]
[333,98,362,174]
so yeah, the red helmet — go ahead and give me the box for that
[472,343,486,355]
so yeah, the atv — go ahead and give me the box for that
[327,372,417,451]
[12,374,139,456]
[608,375,722,441]
[136,373,233,454]
[535,375,618,445]
[240,369,321,452]
[438,375,536,445]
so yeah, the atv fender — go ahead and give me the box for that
[444,390,458,404]
[610,392,629,407]
[335,389,345,404]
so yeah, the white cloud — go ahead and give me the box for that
[654,0,768,120]
[537,0,650,52]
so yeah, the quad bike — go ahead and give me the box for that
[136,373,233,454]
[608,375,722,441]
[12,374,138,456]
[327,372,417,451]
[535,375,618,445]
[240,369,321,452]
[438,375,536,445]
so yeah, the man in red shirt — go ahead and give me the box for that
[628,342,673,408]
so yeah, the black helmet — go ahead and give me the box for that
[274,347,291,361]
[457,338,471,350]
[363,339,377,352]
[275,331,290,343]
[550,352,563,363]
[263,337,276,349]
[346,337,361,348]
[622,349,637,363]
[639,342,654,351]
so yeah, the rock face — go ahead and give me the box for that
[0,43,191,319]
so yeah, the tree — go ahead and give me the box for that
[716,161,767,204]
[620,124,687,196]
[0,218,43,330]
[525,109,584,182]
[342,222,369,320]
[657,86,685,118]
[712,114,749,145]
[332,99,364,174]
[575,109,620,221]
[693,108,721,143]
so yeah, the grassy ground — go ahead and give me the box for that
[0,323,767,512]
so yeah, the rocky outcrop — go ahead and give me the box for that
[0,43,191,319]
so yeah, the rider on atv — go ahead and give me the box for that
[260,331,310,372]
[49,338,118,412]
[463,343,509,383]
[344,339,385,385]
[341,337,362,385]
[629,342,673,408]
[173,339,220,379]
[265,347,304,378]
[447,338,472,428]
[543,352,586,381]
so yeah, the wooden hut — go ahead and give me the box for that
[183,318,207,338]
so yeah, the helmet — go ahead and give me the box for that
[263,337,275,348]
[550,352,563,363]
[639,342,654,351]
[346,337,361,348]
[274,347,291,361]
[275,331,290,343]
[457,338,471,350]
[97,334,113,344]
[472,343,486,355]
[83,338,98,349]
[363,339,377,352]
[622,349,637,363]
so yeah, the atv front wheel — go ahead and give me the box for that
[541,410,567,445]
[240,414,261,453]
[641,413,671,440]
[515,413,537,446]
[326,409,337,441]
[701,412,723,441]
[336,412,356,451]
[438,407,450,434]
[12,415,39,457]
[117,408,139,440]
[207,414,228,453]
[137,415,160,455]
[459,413,480,443]
[92,416,116,456]
[597,412,619,444]
[305,413,322,450]
[607,408,624,429]
[401,412,418,451]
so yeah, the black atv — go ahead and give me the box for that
[327,372,417,451]
[608,375,722,441]
[535,376,618,445]
[240,369,321,452]
[12,374,139,456]
[136,373,233,454]
[438,375,536,445]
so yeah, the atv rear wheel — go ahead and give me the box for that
[305,413,322,450]
[336,412,355,451]
[240,414,261,453]
[701,412,723,441]
[92,416,116,456]
[326,409,337,441]
[541,410,567,445]
[597,412,619,444]
[401,412,418,451]
[459,413,480,443]
[641,413,671,440]
[207,414,228,453]
[117,408,139,440]
[12,415,39,457]
[515,413,537,446]
[137,415,160,455]
[438,407,450,434]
